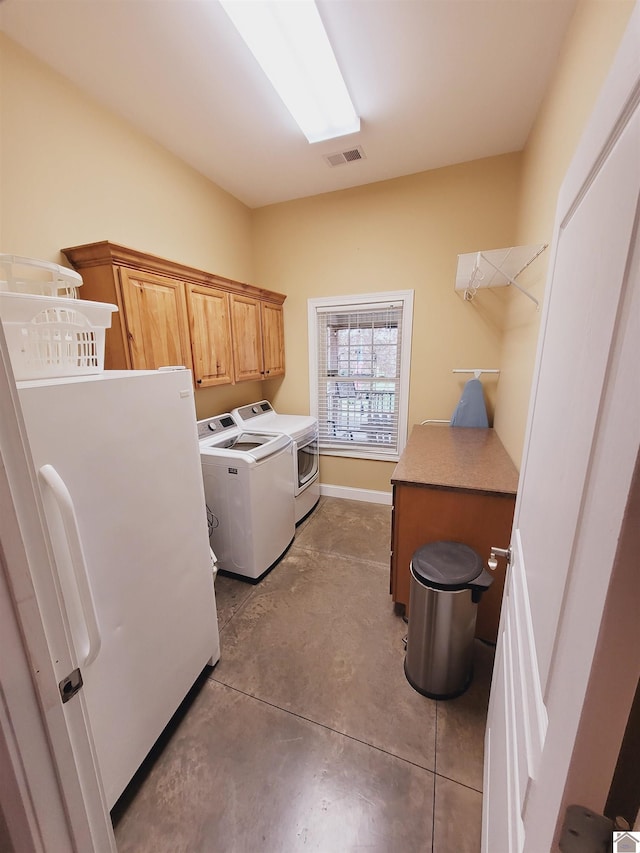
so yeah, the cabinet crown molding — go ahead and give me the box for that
[62,241,286,305]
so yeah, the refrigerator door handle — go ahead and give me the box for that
[39,464,102,667]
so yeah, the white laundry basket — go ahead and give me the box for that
[0,254,83,298]
[0,292,117,380]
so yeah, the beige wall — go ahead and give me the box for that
[2,1,634,479]
[253,1,634,486]
[0,36,252,279]
[494,0,635,464]
[0,33,277,418]
[252,155,521,492]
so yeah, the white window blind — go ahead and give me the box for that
[308,292,413,461]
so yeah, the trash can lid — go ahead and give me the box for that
[411,541,484,591]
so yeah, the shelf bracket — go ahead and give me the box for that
[478,251,540,307]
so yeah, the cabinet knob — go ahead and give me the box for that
[196,379,202,384]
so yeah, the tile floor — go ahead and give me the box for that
[113,497,493,852]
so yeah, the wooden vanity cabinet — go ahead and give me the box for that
[390,425,518,643]
[62,242,286,384]
[230,293,285,382]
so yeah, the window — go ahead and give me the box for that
[308,291,414,461]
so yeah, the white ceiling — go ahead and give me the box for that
[0,0,577,209]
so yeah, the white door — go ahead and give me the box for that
[483,6,640,852]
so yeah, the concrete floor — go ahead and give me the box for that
[113,497,492,852]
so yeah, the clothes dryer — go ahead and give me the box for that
[232,401,320,524]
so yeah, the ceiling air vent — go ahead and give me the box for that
[324,146,366,167]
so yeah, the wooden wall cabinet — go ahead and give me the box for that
[62,242,286,386]
[119,268,193,372]
[187,284,233,387]
[230,294,285,382]
[390,425,518,643]
[260,300,285,379]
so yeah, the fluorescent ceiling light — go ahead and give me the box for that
[219,0,360,144]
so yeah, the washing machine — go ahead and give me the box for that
[198,413,295,582]
[232,400,320,525]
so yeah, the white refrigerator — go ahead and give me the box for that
[17,368,220,810]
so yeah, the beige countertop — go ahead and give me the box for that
[391,424,519,495]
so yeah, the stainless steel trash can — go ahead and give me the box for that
[404,541,493,699]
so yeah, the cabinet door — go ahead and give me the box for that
[261,301,285,378]
[392,483,515,643]
[230,293,263,382]
[187,284,233,387]
[119,269,192,371]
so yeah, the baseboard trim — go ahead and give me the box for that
[319,484,392,505]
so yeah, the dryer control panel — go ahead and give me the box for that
[236,400,273,421]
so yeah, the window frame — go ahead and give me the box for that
[308,290,414,462]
